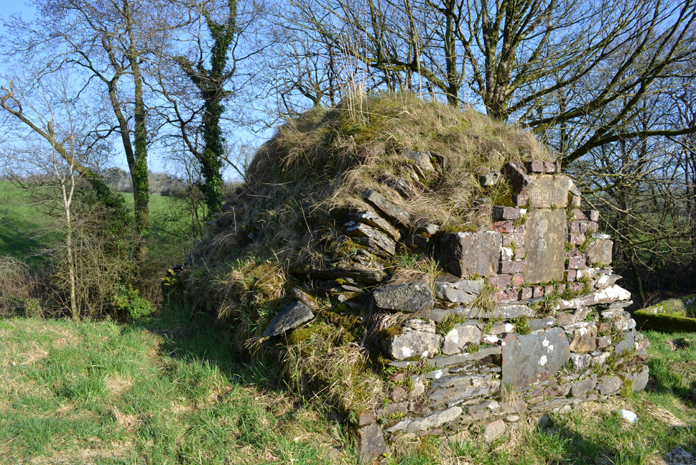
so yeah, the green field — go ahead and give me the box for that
[0,304,694,464]
[0,181,198,268]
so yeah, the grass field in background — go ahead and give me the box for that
[0,181,199,269]
[0,305,694,464]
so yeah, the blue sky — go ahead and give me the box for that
[0,1,266,182]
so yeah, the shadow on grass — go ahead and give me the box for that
[137,302,288,394]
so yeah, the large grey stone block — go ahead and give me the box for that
[502,327,570,389]
[374,281,434,312]
[524,209,567,284]
[527,174,572,208]
[442,324,482,354]
[441,231,502,278]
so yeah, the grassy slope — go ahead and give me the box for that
[0,309,694,464]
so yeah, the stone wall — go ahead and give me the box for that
[351,160,648,462]
[256,156,648,463]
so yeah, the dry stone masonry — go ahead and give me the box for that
[338,159,648,462]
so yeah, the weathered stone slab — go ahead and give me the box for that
[493,206,521,220]
[406,406,462,432]
[389,346,502,368]
[428,375,500,408]
[374,282,433,312]
[263,301,314,337]
[385,330,442,360]
[556,285,631,310]
[526,174,572,208]
[524,209,567,284]
[569,353,592,370]
[528,317,557,331]
[403,318,436,333]
[435,276,484,303]
[587,239,613,266]
[502,328,570,389]
[441,231,502,278]
[442,325,482,355]
[362,189,411,228]
[356,423,386,463]
[446,304,535,320]
[345,221,396,255]
[302,266,386,284]
[348,210,401,241]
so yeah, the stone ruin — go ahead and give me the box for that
[177,97,651,463]
[260,158,649,462]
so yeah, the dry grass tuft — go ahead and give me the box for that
[104,373,133,398]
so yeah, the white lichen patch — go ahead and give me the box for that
[539,355,548,366]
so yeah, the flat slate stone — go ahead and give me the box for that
[263,301,314,337]
[428,375,500,408]
[502,327,570,389]
[524,209,567,284]
[556,284,631,310]
[362,189,411,228]
[435,276,484,303]
[303,266,386,284]
[571,377,597,397]
[441,231,502,278]
[374,281,433,312]
[389,345,502,368]
[345,221,396,255]
[348,209,401,241]
[527,174,572,208]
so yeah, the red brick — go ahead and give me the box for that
[524,160,545,173]
[544,161,556,173]
[586,222,598,233]
[569,221,581,234]
[505,162,533,194]
[487,274,512,289]
[519,287,533,300]
[567,256,586,269]
[533,286,545,298]
[512,273,525,287]
[555,161,562,173]
[494,288,519,302]
[500,261,525,274]
[545,284,555,295]
[502,234,515,247]
[570,195,582,208]
[493,220,514,233]
[556,283,566,294]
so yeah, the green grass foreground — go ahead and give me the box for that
[0,308,694,464]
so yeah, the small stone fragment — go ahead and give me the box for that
[596,376,622,396]
[483,419,506,443]
[479,172,501,186]
[434,276,484,303]
[571,377,596,397]
[385,331,442,360]
[493,206,521,220]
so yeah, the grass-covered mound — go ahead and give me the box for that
[174,92,553,421]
